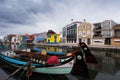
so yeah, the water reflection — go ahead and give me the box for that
[102,57,116,73]
[6,43,26,50]
[89,50,120,80]
[71,49,120,80]
[32,46,73,53]
[91,51,119,74]
[0,44,120,80]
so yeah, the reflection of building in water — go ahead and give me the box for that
[73,64,98,80]
[87,64,99,71]
[115,58,120,70]
[36,46,71,53]
[95,56,117,74]
[46,47,61,52]
[101,57,117,74]
[11,44,18,50]
[6,44,25,50]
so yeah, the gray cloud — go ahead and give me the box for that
[0,0,54,26]
[0,0,120,35]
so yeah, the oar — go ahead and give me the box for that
[4,62,30,80]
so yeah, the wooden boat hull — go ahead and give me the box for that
[0,51,74,74]
[0,42,97,77]
[32,60,74,74]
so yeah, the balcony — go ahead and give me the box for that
[113,34,120,38]
[93,26,101,31]
[93,34,102,37]
[113,25,120,30]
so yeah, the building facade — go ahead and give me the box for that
[111,24,120,45]
[62,27,67,43]
[34,32,47,44]
[93,20,117,45]
[78,21,93,45]
[93,22,104,45]
[46,34,60,44]
[26,34,34,43]
[63,22,81,43]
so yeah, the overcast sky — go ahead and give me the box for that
[0,0,120,36]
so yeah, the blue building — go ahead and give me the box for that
[34,32,47,44]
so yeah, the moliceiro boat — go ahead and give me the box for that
[0,42,97,76]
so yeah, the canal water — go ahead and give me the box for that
[0,44,120,80]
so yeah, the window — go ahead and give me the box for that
[87,30,90,36]
[79,31,82,36]
[83,31,86,37]
[48,35,51,38]
[94,41,102,43]
[83,25,86,29]
[114,39,120,43]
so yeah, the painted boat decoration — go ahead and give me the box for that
[79,42,98,64]
[71,48,89,77]
[31,47,66,55]
[0,42,97,77]
[0,50,74,74]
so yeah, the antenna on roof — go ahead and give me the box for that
[71,19,73,21]
[84,19,86,22]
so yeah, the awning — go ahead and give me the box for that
[35,38,46,41]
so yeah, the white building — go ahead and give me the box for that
[93,20,117,45]
[78,20,93,45]
[63,21,81,43]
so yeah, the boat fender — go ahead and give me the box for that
[26,66,34,77]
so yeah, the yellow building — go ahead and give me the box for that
[46,34,60,44]
[46,47,61,52]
